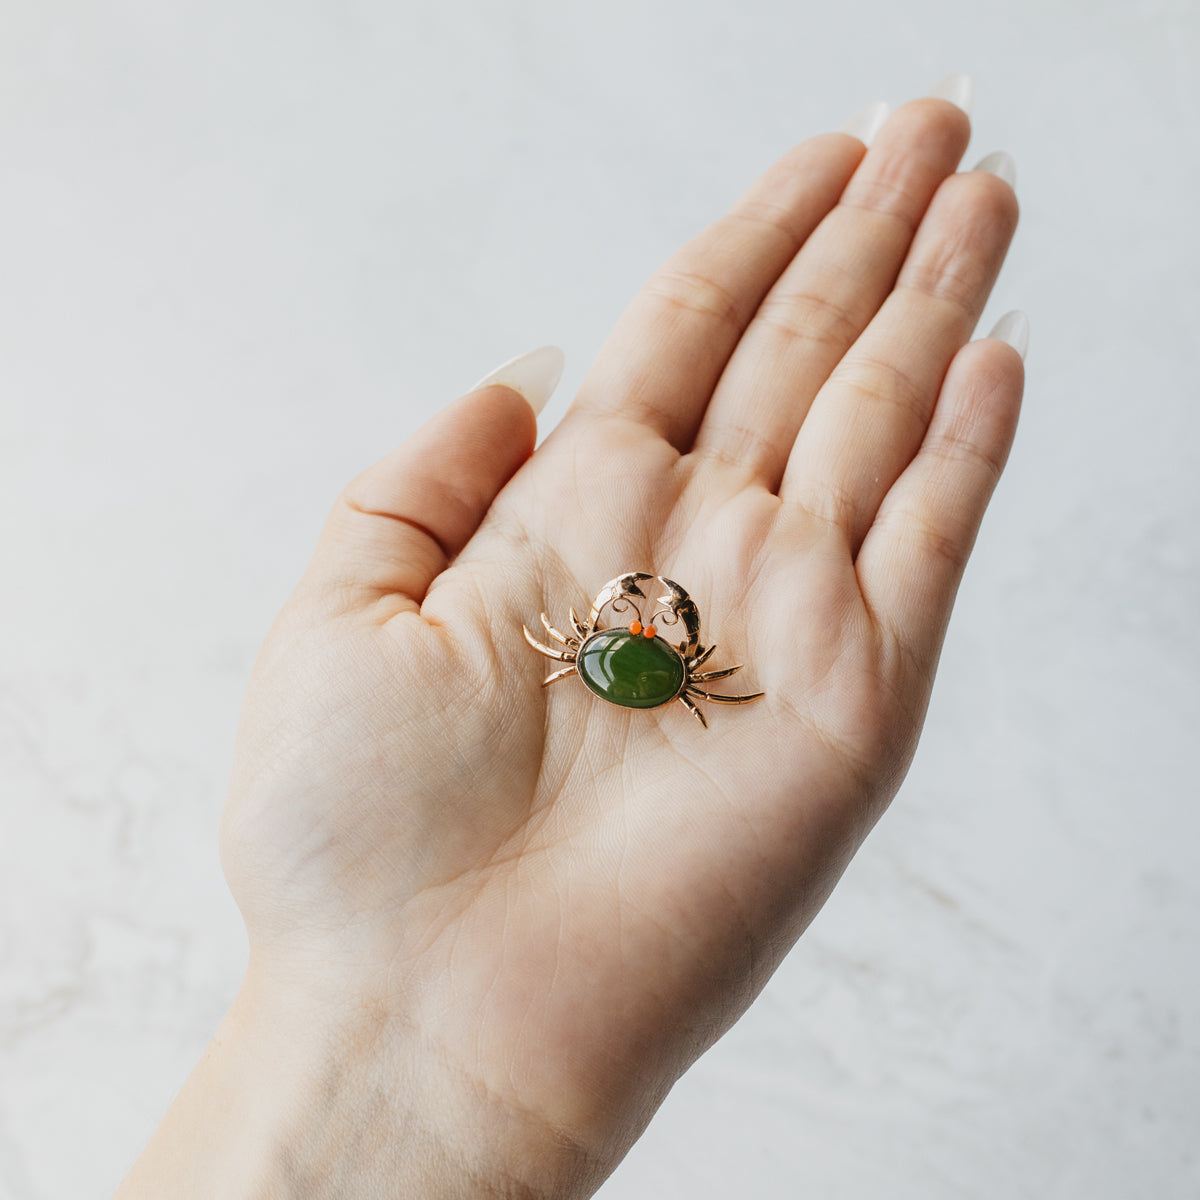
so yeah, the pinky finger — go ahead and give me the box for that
[855,313,1027,675]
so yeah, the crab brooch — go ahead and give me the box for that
[522,572,765,728]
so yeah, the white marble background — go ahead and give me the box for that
[1,1,1197,1196]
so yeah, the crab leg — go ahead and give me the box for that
[685,686,765,705]
[690,663,743,683]
[539,613,575,647]
[522,626,574,661]
[687,644,717,669]
[569,607,588,639]
[676,692,709,728]
[541,665,578,687]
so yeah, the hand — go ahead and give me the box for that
[118,86,1022,1199]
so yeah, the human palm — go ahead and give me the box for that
[219,93,1021,1192]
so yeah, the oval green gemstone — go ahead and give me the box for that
[576,628,686,709]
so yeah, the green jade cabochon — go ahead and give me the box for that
[576,628,686,709]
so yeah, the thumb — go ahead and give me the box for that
[310,346,565,604]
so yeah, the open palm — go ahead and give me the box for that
[219,92,1021,1193]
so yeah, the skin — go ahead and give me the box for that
[114,93,1022,1198]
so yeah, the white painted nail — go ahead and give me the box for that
[839,101,890,146]
[973,150,1016,189]
[988,310,1029,361]
[925,72,973,115]
[470,346,566,417]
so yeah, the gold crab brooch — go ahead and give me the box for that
[523,572,764,728]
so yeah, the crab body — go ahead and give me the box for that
[522,572,764,728]
[576,626,686,708]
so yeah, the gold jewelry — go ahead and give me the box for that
[523,572,764,728]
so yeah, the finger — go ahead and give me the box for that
[855,324,1025,672]
[692,96,971,489]
[569,133,866,451]
[781,160,1019,549]
[308,383,540,607]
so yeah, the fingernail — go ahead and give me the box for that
[470,346,566,417]
[925,72,972,115]
[988,310,1029,361]
[839,101,890,146]
[973,150,1016,189]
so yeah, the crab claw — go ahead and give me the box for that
[584,572,654,635]
[652,576,702,657]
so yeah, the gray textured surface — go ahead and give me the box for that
[2,2,1198,1196]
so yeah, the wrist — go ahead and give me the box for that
[115,954,605,1200]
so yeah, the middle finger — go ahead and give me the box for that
[690,95,971,491]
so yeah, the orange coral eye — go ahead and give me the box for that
[643,624,657,638]
[628,620,643,636]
